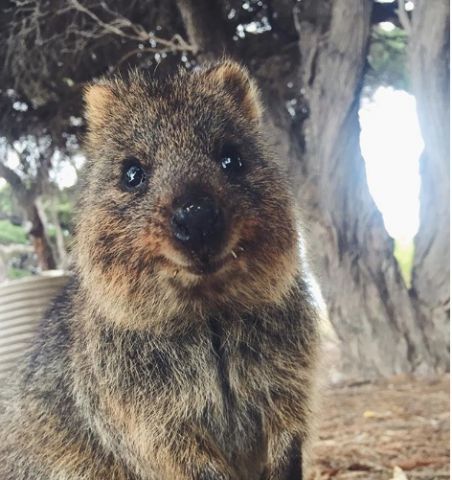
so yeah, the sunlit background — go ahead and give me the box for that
[360,87,423,242]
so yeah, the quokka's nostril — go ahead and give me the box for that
[171,214,191,243]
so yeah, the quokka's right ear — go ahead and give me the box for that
[83,82,115,129]
[203,60,263,124]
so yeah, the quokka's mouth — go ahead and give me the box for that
[173,247,244,277]
[159,239,247,280]
[184,254,231,276]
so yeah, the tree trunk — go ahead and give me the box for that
[175,0,230,58]
[25,196,57,271]
[409,0,450,370]
[49,196,68,269]
[258,0,431,378]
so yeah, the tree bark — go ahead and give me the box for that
[175,0,231,59]
[246,0,433,378]
[269,0,431,377]
[409,0,450,370]
[26,199,57,271]
[49,196,68,269]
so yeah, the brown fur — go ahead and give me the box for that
[0,61,320,479]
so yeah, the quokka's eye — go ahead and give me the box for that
[219,145,244,175]
[121,157,146,190]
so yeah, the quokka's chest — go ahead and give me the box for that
[89,323,308,478]
[104,322,303,419]
[95,319,306,432]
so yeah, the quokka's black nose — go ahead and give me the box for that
[171,193,225,255]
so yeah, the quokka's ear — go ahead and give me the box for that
[83,82,115,129]
[204,60,263,123]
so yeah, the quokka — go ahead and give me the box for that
[0,60,320,480]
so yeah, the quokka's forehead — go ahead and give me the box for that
[108,90,246,142]
[84,62,263,153]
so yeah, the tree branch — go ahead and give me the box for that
[397,0,412,34]
[0,160,26,194]
[33,151,52,197]
[175,0,232,60]
[68,0,195,52]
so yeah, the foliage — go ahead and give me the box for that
[394,238,415,287]
[7,267,31,280]
[0,184,14,216]
[365,25,409,95]
[0,220,28,245]
[43,187,77,233]
[0,0,194,147]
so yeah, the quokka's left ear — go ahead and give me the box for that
[83,82,115,129]
[203,60,263,124]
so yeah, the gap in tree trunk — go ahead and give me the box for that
[359,85,423,286]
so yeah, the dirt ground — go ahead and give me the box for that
[309,375,449,480]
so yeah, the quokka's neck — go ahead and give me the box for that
[73,267,310,341]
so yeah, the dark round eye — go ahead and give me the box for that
[219,145,244,174]
[121,158,146,190]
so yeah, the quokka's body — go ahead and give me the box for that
[0,61,320,479]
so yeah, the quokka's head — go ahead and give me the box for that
[76,61,299,329]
